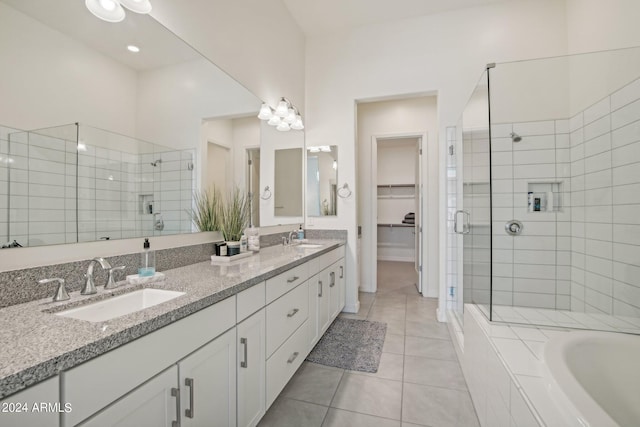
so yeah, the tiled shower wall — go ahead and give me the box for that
[570,77,640,317]
[490,120,572,310]
[4,129,193,247]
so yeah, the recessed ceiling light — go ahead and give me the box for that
[127,45,140,53]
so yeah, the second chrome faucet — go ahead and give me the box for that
[81,257,112,295]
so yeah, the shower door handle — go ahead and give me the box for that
[454,210,471,235]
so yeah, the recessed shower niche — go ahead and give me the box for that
[526,181,563,212]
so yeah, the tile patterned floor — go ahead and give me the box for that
[259,261,480,427]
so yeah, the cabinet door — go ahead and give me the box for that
[237,309,266,427]
[0,377,59,427]
[337,260,346,312]
[79,366,178,427]
[329,267,340,320]
[179,328,237,427]
[308,272,319,348]
[318,269,331,334]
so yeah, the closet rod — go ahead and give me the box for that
[377,223,415,228]
[377,184,415,188]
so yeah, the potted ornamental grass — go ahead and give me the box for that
[220,187,250,256]
[189,185,222,232]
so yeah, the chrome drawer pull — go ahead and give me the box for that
[287,276,300,283]
[287,308,300,318]
[287,352,300,364]
[318,280,323,297]
[185,378,195,419]
[330,272,335,287]
[240,337,248,368]
[171,387,180,427]
[340,266,344,278]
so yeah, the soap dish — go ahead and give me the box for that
[126,272,166,285]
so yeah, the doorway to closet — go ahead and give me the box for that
[372,136,423,295]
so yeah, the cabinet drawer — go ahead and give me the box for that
[63,296,236,427]
[265,263,309,303]
[308,246,345,276]
[266,320,309,409]
[237,281,265,323]
[266,281,309,357]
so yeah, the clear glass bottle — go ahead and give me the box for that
[139,238,156,277]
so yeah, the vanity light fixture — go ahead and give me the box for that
[85,0,152,23]
[127,45,140,53]
[257,97,304,131]
[307,145,331,152]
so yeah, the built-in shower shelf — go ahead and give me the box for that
[527,181,563,212]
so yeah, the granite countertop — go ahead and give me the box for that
[0,239,344,399]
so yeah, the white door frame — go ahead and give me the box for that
[370,131,427,294]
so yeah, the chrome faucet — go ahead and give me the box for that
[82,257,112,295]
[105,265,126,290]
[288,229,298,245]
[38,278,70,302]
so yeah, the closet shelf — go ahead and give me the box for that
[377,223,415,228]
[377,184,415,188]
[377,195,415,200]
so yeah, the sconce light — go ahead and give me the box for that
[257,97,304,132]
[85,0,152,23]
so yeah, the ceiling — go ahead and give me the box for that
[2,0,200,70]
[282,0,517,36]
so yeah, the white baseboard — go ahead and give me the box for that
[342,300,360,314]
[377,256,414,262]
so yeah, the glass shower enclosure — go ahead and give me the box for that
[451,46,640,334]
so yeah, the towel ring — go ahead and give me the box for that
[260,186,272,200]
[337,183,352,198]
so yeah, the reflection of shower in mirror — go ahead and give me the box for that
[150,159,162,167]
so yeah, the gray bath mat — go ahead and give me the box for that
[306,318,387,373]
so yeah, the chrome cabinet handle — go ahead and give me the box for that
[339,266,344,278]
[318,280,323,297]
[454,210,464,234]
[287,308,300,318]
[185,378,194,419]
[287,276,299,283]
[287,352,300,364]
[171,387,180,427]
[240,337,248,368]
[330,272,335,287]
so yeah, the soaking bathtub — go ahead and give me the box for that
[544,331,640,427]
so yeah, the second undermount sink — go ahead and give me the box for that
[55,289,185,323]
[295,244,323,249]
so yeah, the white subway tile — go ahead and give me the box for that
[513,135,555,151]
[556,134,570,148]
[585,255,613,277]
[614,261,640,286]
[584,151,611,174]
[513,164,556,179]
[584,116,611,142]
[584,97,611,125]
[612,183,640,204]
[492,152,513,165]
[613,224,640,245]
[584,188,612,206]
[613,280,640,309]
[585,289,612,314]
[570,128,584,147]
[556,295,571,309]
[613,163,640,186]
[514,250,556,265]
[569,112,584,133]
[614,242,640,267]
[520,221,556,236]
[557,280,571,294]
[584,169,612,189]
[585,221,613,240]
[513,292,556,309]
[556,148,570,163]
[586,239,613,258]
[493,165,514,179]
[612,140,640,167]
[613,205,640,224]
[514,236,556,250]
[611,77,640,111]
[513,150,556,165]
[492,137,513,152]
[513,121,555,136]
[555,119,570,134]
[612,98,640,130]
[514,264,556,280]
[513,278,556,294]
[612,118,640,149]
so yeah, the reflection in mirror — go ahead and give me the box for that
[247,148,261,227]
[0,0,261,248]
[306,145,338,216]
[274,148,303,217]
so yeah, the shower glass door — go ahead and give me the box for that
[457,70,492,320]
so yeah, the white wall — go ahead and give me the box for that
[0,3,137,134]
[357,98,438,295]
[566,0,640,54]
[305,0,569,312]
[150,0,305,111]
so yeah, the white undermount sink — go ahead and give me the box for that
[295,244,323,249]
[55,289,185,323]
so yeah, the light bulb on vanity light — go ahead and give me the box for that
[275,98,289,118]
[284,108,296,124]
[276,121,291,132]
[257,103,273,120]
[291,115,304,130]
[268,115,282,126]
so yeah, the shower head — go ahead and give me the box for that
[150,159,162,167]
[510,132,522,143]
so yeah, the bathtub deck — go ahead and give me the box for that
[476,303,640,334]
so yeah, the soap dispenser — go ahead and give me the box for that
[139,238,156,277]
[297,224,304,240]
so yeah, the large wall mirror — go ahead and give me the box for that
[0,0,263,248]
[307,145,338,216]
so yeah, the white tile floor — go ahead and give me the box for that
[259,261,480,427]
